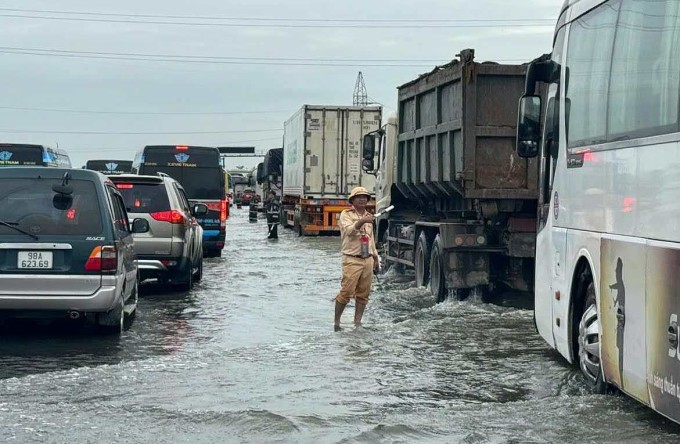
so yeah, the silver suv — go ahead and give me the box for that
[110,174,207,290]
[0,168,149,334]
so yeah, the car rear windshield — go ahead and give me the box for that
[0,178,103,236]
[115,182,170,213]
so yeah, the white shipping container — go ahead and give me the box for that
[283,105,382,199]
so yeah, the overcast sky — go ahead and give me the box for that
[0,0,559,169]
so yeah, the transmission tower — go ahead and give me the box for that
[353,71,369,106]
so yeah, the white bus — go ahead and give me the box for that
[517,0,680,423]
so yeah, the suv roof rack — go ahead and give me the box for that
[156,172,170,178]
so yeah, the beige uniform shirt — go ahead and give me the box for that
[338,208,378,258]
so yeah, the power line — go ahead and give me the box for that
[0,46,530,67]
[0,49,443,67]
[65,137,283,152]
[0,46,449,63]
[0,8,555,24]
[0,12,555,28]
[0,105,294,116]
[0,128,282,135]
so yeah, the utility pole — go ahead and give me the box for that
[353,71,369,106]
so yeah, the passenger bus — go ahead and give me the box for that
[517,0,680,423]
[0,143,71,168]
[84,159,133,175]
[133,145,226,257]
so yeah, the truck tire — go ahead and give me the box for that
[415,231,432,288]
[429,234,447,303]
[294,216,303,237]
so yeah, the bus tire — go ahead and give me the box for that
[415,231,431,288]
[578,281,607,394]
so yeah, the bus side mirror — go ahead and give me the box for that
[517,95,542,158]
[362,134,376,172]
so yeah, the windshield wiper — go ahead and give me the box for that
[0,220,39,240]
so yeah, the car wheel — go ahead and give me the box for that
[123,279,138,328]
[429,234,447,303]
[415,231,431,288]
[97,296,124,334]
[176,263,193,292]
[193,254,203,282]
[578,281,607,394]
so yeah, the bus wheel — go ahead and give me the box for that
[578,282,606,394]
[415,232,431,288]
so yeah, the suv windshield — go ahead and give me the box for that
[0,178,103,235]
[116,182,170,213]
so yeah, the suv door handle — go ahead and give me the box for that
[669,322,679,348]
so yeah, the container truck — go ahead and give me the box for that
[283,105,382,236]
[362,49,539,301]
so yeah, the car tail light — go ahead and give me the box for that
[66,209,76,220]
[85,246,118,273]
[176,145,189,151]
[151,210,186,224]
[115,184,134,189]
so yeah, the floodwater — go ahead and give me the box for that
[0,209,679,443]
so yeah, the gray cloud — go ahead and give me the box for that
[0,0,561,169]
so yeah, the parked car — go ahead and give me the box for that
[0,167,148,333]
[110,174,207,290]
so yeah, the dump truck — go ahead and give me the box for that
[283,105,382,236]
[362,49,538,301]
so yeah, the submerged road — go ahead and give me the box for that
[0,209,678,443]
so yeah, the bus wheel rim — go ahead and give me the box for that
[578,303,601,384]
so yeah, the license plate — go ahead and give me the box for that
[18,251,53,269]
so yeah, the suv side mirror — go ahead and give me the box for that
[362,133,377,173]
[192,203,209,216]
[517,95,542,158]
[131,218,150,234]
